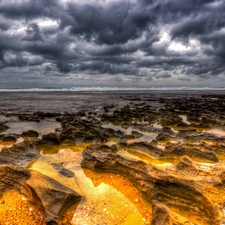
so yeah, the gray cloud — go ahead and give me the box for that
[0,0,225,88]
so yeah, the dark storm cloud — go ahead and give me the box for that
[0,20,11,31]
[0,0,60,19]
[23,23,43,42]
[63,1,156,45]
[0,0,225,87]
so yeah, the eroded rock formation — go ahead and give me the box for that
[0,165,81,225]
[0,139,40,166]
[81,144,225,225]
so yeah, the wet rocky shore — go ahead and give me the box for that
[1,91,225,225]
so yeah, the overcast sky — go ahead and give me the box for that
[0,0,225,88]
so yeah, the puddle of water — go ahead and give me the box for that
[102,123,133,135]
[134,121,149,126]
[105,140,118,147]
[196,162,215,171]
[103,123,158,144]
[2,120,60,136]
[119,149,176,167]
[171,127,179,132]
[127,133,158,144]
[205,129,225,137]
[0,115,18,123]
[29,148,152,225]
[104,137,118,146]
[152,123,162,129]
[118,150,143,161]
[179,115,191,125]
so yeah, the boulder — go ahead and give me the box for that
[21,130,39,138]
[2,134,17,143]
[0,165,81,224]
[51,162,75,178]
[27,170,81,224]
[42,133,60,144]
[0,165,45,219]
[59,168,75,178]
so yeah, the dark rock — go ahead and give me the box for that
[131,130,143,138]
[21,130,39,138]
[201,116,220,127]
[176,129,198,138]
[18,114,41,122]
[161,127,175,135]
[2,134,17,143]
[156,133,179,142]
[59,168,75,178]
[42,133,60,144]
[55,117,63,122]
[51,162,64,170]
[51,162,75,177]
[35,112,61,118]
[0,123,9,133]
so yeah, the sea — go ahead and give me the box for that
[0,87,224,92]
[0,87,225,114]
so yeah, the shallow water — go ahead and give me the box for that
[118,150,173,168]
[2,119,60,136]
[0,115,18,123]
[179,115,191,125]
[152,122,162,129]
[103,123,158,143]
[102,123,134,135]
[205,129,225,137]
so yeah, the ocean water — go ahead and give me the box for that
[0,88,224,114]
[0,87,225,92]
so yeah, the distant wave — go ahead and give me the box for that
[0,87,225,92]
